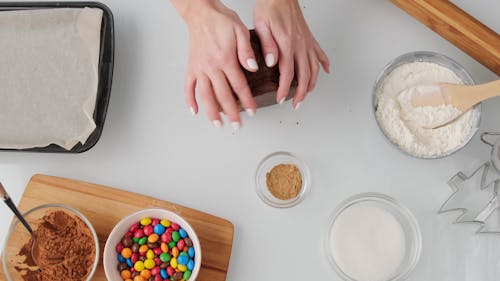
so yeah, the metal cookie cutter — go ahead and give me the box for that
[439,132,500,234]
[481,132,500,172]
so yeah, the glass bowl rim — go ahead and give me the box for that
[325,192,422,281]
[372,51,482,159]
[1,203,100,281]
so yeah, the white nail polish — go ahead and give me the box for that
[294,102,302,110]
[190,107,196,116]
[213,120,222,128]
[265,53,275,67]
[279,97,286,105]
[247,58,258,71]
[246,108,255,117]
[231,122,241,130]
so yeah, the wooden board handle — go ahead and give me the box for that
[390,0,500,76]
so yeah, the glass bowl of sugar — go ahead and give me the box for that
[326,193,421,281]
[373,51,481,159]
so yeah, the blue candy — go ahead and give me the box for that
[160,268,168,279]
[179,228,188,238]
[117,254,125,263]
[177,255,188,265]
[188,247,195,258]
[187,259,195,271]
[126,258,133,267]
[154,224,166,235]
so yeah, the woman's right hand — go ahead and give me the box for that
[172,0,258,129]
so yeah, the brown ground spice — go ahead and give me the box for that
[266,164,303,200]
[16,210,96,281]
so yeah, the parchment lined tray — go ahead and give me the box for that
[0,2,114,153]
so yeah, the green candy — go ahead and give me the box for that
[179,252,188,257]
[132,237,140,243]
[138,236,148,245]
[168,241,176,249]
[183,270,192,280]
[172,231,180,242]
[160,252,171,262]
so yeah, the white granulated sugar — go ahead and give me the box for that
[375,62,477,157]
[330,204,406,281]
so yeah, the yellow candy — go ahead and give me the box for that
[134,261,145,272]
[160,219,171,227]
[177,264,187,272]
[148,234,159,243]
[161,242,169,253]
[170,257,178,268]
[144,259,155,270]
[146,249,155,260]
[140,217,152,226]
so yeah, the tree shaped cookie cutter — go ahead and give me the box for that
[439,132,500,234]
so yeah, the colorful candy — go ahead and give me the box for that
[116,217,196,280]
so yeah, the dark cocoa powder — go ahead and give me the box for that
[16,210,96,281]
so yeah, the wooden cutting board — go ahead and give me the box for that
[0,174,234,281]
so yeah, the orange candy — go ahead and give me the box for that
[120,269,131,280]
[172,247,179,258]
[121,248,132,259]
[140,269,151,279]
[148,234,159,243]
[161,242,169,253]
[133,276,145,281]
[139,244,149,255]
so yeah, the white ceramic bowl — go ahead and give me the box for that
[104,209,202,281]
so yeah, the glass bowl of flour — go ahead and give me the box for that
[326,193,422,281]
[373,51,481,158]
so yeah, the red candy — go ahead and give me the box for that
[177,240,185,250]
[154,257,161,266]
[129,223,140,232]
[131,253,139,263]
[153,247,162,255]
[151,266,160,276]
[134,229,144,238]
[154,275,162,281]
[152,218,160,226]
[171,223,180,231]
[167,266,175,277]
[143,225,154,236]
[124,231,134,238]
[116,242,124,254]
[161,232,171,243]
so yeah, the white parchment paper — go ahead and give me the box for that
[0,8,103,150]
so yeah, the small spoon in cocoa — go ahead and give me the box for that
[0,181,41,266]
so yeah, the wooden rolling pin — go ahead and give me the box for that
[391,0,500,76]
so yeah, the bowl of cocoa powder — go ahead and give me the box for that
[2,204,99,281]
[255,151,311,208]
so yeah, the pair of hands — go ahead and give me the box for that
[173,0,330,128]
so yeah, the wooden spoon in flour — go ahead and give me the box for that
[398,79,500,128]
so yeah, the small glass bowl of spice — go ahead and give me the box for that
[255,151,311,208]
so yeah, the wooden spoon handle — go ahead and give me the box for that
[0,182,9,201]
[443,80,500,111]
[390,0,500,75]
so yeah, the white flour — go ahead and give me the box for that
[330,204,406,281]
[375,62,477,157]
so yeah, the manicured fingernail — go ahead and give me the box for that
[265,53,275,67]
[246,108,255,117]
[231,122,241,130]
[247,58,258,71]
[278,97,286,105]
[213,120,222,128]
[190,107,196,116]
[294,102,302,110]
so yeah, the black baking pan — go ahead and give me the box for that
[0,2,114,153]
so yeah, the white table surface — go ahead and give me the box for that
[1,0,499,280]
